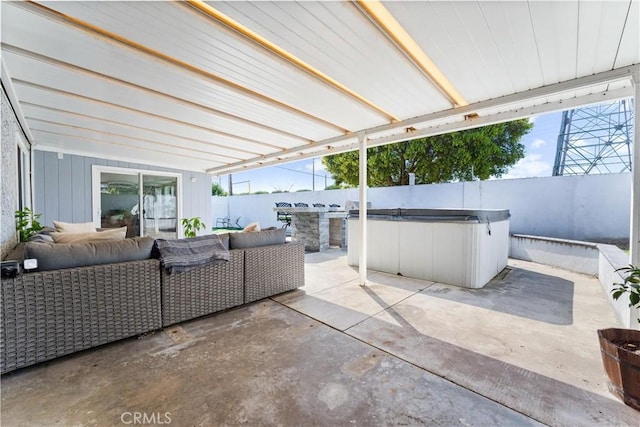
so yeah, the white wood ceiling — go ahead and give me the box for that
[1,1,638,174]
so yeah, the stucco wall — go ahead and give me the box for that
[214,173,631,242]
[1,89,20,258]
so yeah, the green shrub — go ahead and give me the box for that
[15,207,44,242]
[612,265,640,320]
[181,217,206,238]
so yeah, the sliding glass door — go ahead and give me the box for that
[98,171,140,237]
[93,166,181,239]
[141,174,178,239]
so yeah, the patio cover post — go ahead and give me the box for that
[358,132,368,287]
[631,66,640,266]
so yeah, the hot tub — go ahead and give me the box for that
[347,208,510,289]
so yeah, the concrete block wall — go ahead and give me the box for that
[213,173,631,243]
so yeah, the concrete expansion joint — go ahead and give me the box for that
[269,288,541,426]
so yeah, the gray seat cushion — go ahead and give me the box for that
[229,228,286,249]
[25,237,155,271]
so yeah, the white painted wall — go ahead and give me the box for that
[212,173,630,241]
[510,234,600,275]
[598,244,639,329]
[509,234,638,329]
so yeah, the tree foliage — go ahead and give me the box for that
[212,182,228,196]
[322,119,533,187]
[324,183,349,190]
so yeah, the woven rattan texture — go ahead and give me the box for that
[244,243,305,303]
[0,259,161,374]
[161,250,244,327]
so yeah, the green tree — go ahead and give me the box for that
[324,183,348,190]
[212,182,228,196]
[322,119,532,187]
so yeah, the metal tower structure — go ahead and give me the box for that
[553,99,634,176]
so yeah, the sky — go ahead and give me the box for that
[216,110,565,194]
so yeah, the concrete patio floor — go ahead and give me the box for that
[1,250,638,426]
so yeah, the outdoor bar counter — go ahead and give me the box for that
[273,206,347,252]
[347,208,510,289]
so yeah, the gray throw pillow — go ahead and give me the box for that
[28,233,54,243]
[229,228,286,249]
[25,236,155,271]
[35,227,56,236]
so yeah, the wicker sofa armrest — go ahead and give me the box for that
[161,250,244,327]
[244,243,305,304]
[1,259,161,374]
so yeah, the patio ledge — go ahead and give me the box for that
[509,233,638,329]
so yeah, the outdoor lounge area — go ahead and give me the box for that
[2,250,639,425]
[1,0,640,425]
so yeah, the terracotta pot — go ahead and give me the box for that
[598,328,640,411]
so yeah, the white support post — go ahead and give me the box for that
[631,66,640,267]
[358,132,368,287]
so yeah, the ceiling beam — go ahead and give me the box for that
[22,106,248,162]
[20,1,350,135]
[31,136,221,173]
[355,0,468,108]
[185,0,400,123]
[4,44,310,151]
[1,59,35,144]
[5,44,312,146]
[31,128,229,166]
[212,86,633,175]
[14,81,283,157]
[208,65,638,175]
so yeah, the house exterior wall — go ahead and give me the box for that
[33,151,212,234]
[1,89,21,258]
[214,173,630,242]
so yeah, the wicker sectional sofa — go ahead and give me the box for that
[1,235,305,374]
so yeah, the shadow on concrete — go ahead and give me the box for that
[343,295,637,426]
[3,289,633,426]
[0,300,538,426]
[303,248,349,264]
[421,266,575,325]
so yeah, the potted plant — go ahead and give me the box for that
[181,217,206,238]
[598,265,640,411]
[15,207,44,242]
